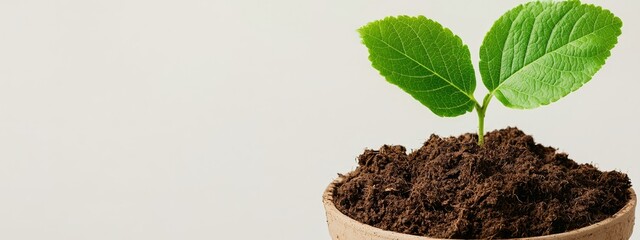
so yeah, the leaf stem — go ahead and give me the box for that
[475,94,493,146]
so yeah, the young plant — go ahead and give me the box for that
[359,0,621,145]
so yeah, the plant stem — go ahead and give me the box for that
[476,105,485,145]
[474,94,493,146]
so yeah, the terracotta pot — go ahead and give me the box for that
[323,176,636,240]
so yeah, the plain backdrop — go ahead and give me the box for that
[0,0,638,239]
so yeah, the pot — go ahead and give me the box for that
[323,176,636,240]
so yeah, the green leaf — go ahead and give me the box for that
[359,16,476,117]
[479,1,622,109]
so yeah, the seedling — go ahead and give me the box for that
[359,0,621,145]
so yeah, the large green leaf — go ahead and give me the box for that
[479,1,622,109]
[359,16,476,117]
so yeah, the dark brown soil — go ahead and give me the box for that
[333,127,631,239]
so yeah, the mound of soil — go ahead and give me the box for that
[333,127,631,239]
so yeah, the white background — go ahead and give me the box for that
[0,0,638,239]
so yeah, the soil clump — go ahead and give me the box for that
[333,127,631,239]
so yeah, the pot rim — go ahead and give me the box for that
[323,175,636,240]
